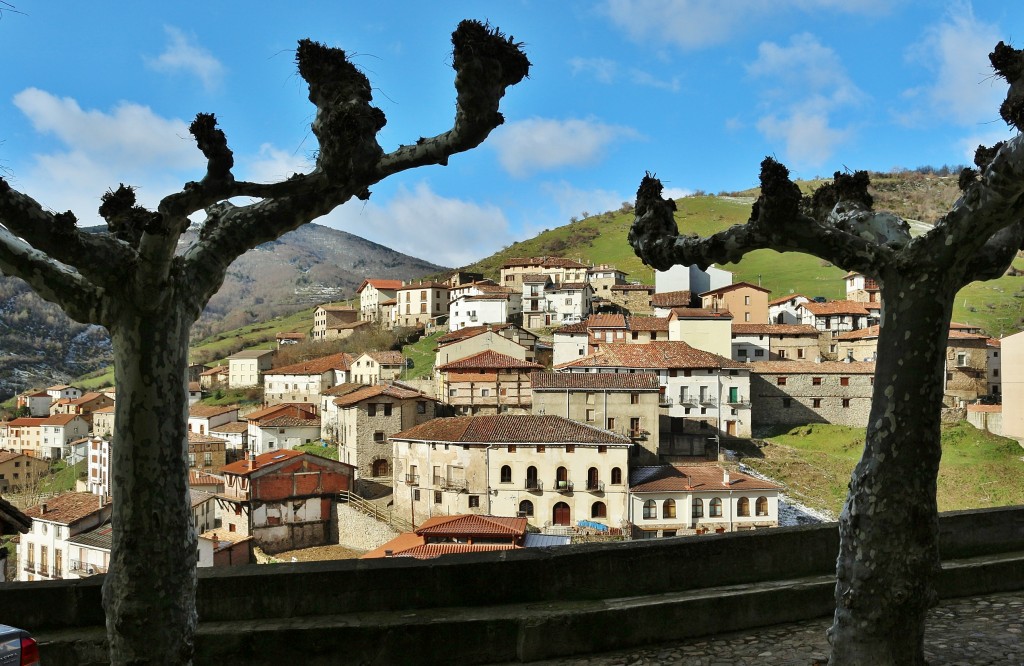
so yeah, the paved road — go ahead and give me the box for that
[511,591,1023,665]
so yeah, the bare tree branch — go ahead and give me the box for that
[961,218,1024,283]
[0,178,136,288]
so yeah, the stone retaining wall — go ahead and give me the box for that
[336,502,400,551]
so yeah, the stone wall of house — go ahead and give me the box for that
[608,287,654,315]
[943,340,989,406]
[750,371,873,430]
[336,503,401,551]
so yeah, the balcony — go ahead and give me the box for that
[726,395,751,407]
[554,480,574,494]
[23,562,36,574]
[433,476,468,492]
[403,473,420,486]
[699,396,717,406]
[586,480,605,493]
[659,396,674,407]
[69,559,107,576]
[524,478,543,492]
[677,395,698,406]
[628,429,648,440]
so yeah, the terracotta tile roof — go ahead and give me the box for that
[749,360,876,374]
[322,382,366,397]
[530,371,660,390]
[189,404,239,418]
[557,341,740,370]
[317,305,356,313]
[364,350,406,366]
[548,282,588,291]
[69,392,107,406]
[397,281,450,291]
[769,293,809,306]
[200,366,228,377]
[799,300,870,316]
[0,451,29,464]
[699,281,771,296]
[502,257,588,269]
[611,283,655,292]
[332,383,432,407]
[949,321,983,331]
[587,314,627,329]
[189,489,215,508]
[258,416,321,428]
[733,323,820,336]
[268,352,354,376]
[437,324,515,345]
[629,465,782,493]
[553,321,589,335]
[393,414,631,445]
[220,449,304,476]
[210,421,249,434]
[42,414,84,426]
[67,523,113,550]
[947,330,990,341]
[966,404,1001,413]
[380,298,397,306]
[189,470,225,487]
[276,332,307,340]
[244,403,317,422]
[627,316,670,331]
[416,514,528,537]
[188,432,228,445]
[437,349,543,371]
[25,492,111,525]
[987,338,1001,347]
[362,531,425,559]
[652,290,693,307]
[521,273,549,283]
[835,325,880,341]
[356,278,404,293]
[6,417,45,426]
[670,307,733,319]
[188,382,202,392]
[227,349,275,360]
[464,293,512,301]
[47,384,72,391]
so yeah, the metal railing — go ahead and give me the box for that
[403,473,419,486]
[23,562,36,574]
[524,478,543,491]
[659,396,674,407]
[554,480,574,493]
[699,396,717,406]
[586,480,605,492]
[338,490,414,533]
[433,476,468,491]
[69,559,106,576]
[677,396,697,406]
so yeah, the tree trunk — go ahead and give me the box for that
[828,275,956,665]
[102,302,197,665]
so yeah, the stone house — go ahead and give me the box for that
[844,271,882,305]
[395,281,450,329]
[748,361,875,430]
[19,492,113,582]
[699,281,771,325]
[437,350,543,415]
[227,349,275,389]
[587,264,628,295]
[199,365,228,390]
[943,330,991,406]
[311,304,358,340]
[391,414,631,530]
[49,391,114,425]
[216,450,355,553]
[530,371,661,464]
[351,350,406,385]
[262,352,355,406]
[732,323,822,362]
[834,325,881,361]
[628,465,781,538]
[326,382,438,493]
[434,324,538,368]
[499,257,589,289]
[607,283,655,315]
[187,404,240,437]
[356,278,403,322]
[0,451,44,494]
[187,432,228,474]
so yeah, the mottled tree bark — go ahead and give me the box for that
[0,20,528,664]
[628,43,1024,663]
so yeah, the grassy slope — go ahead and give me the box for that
[739,423,1024,517]
[401,330,445,380]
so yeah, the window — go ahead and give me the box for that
[611,467,622,484]
[434,491,442,504]
[643,500,657,519]
[777,377,787,386]
[536,445,545,453]
[468,495,480,508]
[692,498,704,519]
[744,295,751,305]
[630,393,640,405]
[607,417,615,430]
[812,398,822,408]
[500,465,512,483]
[591,502,607,518]
[374,431,385,442]
[663,498,676,518]
[566,445,575,453]
[519,500,534,517]
[417,401,427,414]
[586,392,595,404]
[480,389,490,397]
[383,404,393,417]
[994,369,1000,377]
[598,445,607,454]
[508,445,516,453]
[744,312,751,322]
[840,377,850,386]
[449,388,457,397]
[782,398,792,408]
[797,348,805,359]
[204,452,212,466]
[710,498,723,517]
[188,453,196,466]
[413,489,421,502]
[754,349,764,357]
[738,348,747,358]
[812,376,822,386]
[842,398,851,408]
[367,404,377,417]
[737,497,750,516]
[756,496,769,516]
[585,409,595,422]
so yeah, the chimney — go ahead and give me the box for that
[723,470,731,486]
[40,503,47,514]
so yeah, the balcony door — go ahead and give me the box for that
[553,502,570,526]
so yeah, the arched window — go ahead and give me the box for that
[519,500,534,517]
[643,499,657,519]
[663,499,676,519]
[756,496,769,516]
[710,498,723,517]
[526,466,539,490]
[556,466,569,489]
[692,498,704,519]
[737,497,750,517]
[587,467,599,490]
[611,467,622,485]
[500,465,512,483]
[371,459,389,477]
[591,502,607,518]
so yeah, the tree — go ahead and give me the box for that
[628,42,1024,665]
[0,20,529,664]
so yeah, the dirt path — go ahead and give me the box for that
[273,544,367,562]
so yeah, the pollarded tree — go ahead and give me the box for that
[629,42,1024,665]
[0,20,529,665]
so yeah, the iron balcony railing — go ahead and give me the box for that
[524,478,543,491]
[586,480,605,492]
[699,396,717,406]
[403,473,419,486]
[69,559,107,576]
[554,480,574,493]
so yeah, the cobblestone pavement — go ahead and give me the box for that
[514,591,1023,665]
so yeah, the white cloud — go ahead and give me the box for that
[319,183,515,267]
[540,181,628,223]
[241,144,314,183]
[630,69,680,92]
[902,5,1005,126]
[601,0,894,50]
[745,34,861,166]
[490,117,640,178]
[146,26,225,92]
[569,57,618,84]
[956,127,1017,164]
[661,186,693,200]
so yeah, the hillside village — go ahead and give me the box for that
[3,253,1022,580]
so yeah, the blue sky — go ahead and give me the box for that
[1,2,1020,267]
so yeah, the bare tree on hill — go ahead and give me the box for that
[0,20,529,664]
[629,42,1024,666]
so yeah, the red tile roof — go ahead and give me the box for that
[966,404,1000,413]
[220,449,305,476]
[200,366,228,377]
[769,293,809,306]
[332,383,432,407]
[356,279,404,293]
[699,281,771,296]
[557,341,740,370]
[553,321,589,335]
[322,382,366,397]
[652,291,693,307]
[397,543,521,559]
[835,325,880,341]
[669,307,733,319]
[42,414,84,426]
[437,350,543,371]
[627,316,671,331]
[187,432,228,444]
[749,360,876,374]
[733,323,820,336]
[25,492,111,525]
[210,421,249,434]
[189,404,239,418]
[268,352,354,376]
[629,465,782,493]
[437,324,515,345]
[243,403,317,423]
[416,514,528,537]
[0,451,29,464]
[799,300,870,316]
[587,314,627,329]
[6,417,45,427]
[530,372,661,390]
[502,256,588,269]
[393,414,631,445]
[397,281,450,291]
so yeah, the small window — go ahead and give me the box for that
[367,404,377,417]
[782,398,792,408]
[417,401,427,414]
[754,349,764,357]
[414,489,421,501]
[591,502,607,518]
[598,445,607,454]
[710,498,723,517]
[500,465,512,483]
[842,398,851,408]
[469,495,480,508]
[692,498,704,519]
[536,445,545,453]
[585,409,595,422]
[812,398,822,408]
[374,431,385,442]
[508,445,516,453]
[812,377,822,386]
[519,500,534,516]
[566,445,575,453]
[643,499,657,519]
[630,393,640,404]
[777,377,787,386]
[840,377,850,386]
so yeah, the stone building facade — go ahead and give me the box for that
[749,361,875,430]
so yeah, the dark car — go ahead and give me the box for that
[0,625,40,666]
